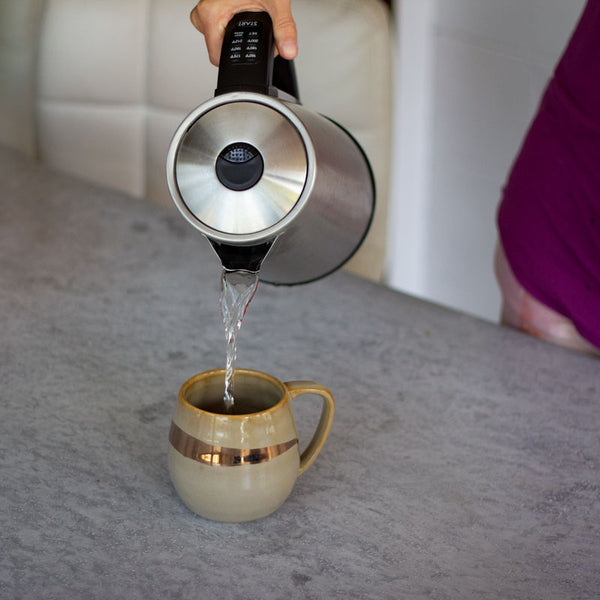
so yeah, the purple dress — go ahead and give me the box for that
[497,0,600,348]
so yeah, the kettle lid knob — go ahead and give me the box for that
[215,143,264,191]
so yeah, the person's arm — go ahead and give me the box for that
[190,0,298,66]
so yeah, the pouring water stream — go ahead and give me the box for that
[220,268,260,410]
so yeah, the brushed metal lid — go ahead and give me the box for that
[168,95,308,240]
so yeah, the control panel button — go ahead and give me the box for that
[224,18,265,64]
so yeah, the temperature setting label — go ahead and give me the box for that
[228,21,263,63]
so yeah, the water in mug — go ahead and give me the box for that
[220,268,260,411]
[201,390,276,416]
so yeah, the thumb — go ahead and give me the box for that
[269,6,297,60]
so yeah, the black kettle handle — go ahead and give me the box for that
[215,11,299,100]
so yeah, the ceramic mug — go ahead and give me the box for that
[168,368,335,522]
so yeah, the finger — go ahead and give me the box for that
[190,4,226,66]
[273,21,297,59]
[189,5,202,32]
[204,26,226,66]
[269,2,297,59]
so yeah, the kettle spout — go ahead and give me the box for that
[209,240,273,272]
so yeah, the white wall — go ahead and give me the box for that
[386,0,586,321]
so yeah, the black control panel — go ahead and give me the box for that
[227,20,263,64]
[215,12,274,96]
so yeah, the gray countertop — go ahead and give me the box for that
[1,146,598,599]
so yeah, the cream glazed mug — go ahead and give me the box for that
[168,368,335,522]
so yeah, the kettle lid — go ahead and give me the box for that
[168,95,308,241]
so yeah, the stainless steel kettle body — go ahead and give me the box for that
[166,12,375,285]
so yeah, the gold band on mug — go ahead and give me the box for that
[169,422,298,467]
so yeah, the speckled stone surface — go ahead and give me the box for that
[1,147,599,599]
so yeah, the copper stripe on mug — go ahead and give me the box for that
[169,422,298,467]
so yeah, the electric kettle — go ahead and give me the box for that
[166,11,375,285]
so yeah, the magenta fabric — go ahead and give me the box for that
[497,0,600,348]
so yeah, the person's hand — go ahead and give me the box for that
[190,0,297,66]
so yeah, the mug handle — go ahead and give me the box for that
[284,381,335,475]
